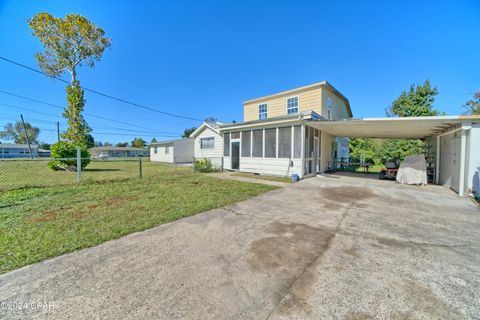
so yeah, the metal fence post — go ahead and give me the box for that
[192,156,195,173]
[139,157,143,178]
[76,146,81,182]
[173,156,176,172]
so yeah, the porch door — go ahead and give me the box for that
[313,136,319,173]
[231,141,240,170]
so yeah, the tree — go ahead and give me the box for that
[150,138,157,143]
[28,13,111,145]
[103,142,112,147]
[116,142,128,147]
[131,137,146,148]
[0,121,40,144]
[464,90,480,115]
[386,80,440,117]
[85,134,95,148]
[182,126,197,138]
[39,142,51,150]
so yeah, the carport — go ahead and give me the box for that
[308,115,480,196]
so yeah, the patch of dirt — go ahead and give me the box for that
[30,207,70,222]
[106,195,137,205]
[318,186,376,204]
[248,222,334,315]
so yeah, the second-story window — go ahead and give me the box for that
[259,104,267,120]
[287,97,298,114]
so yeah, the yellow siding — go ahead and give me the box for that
[244,87,323,122]
[243,84,351,121]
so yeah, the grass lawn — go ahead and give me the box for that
[0,159,185,191]
[340,163,383,174]
[231,172,292,183]
[0,173,277,274]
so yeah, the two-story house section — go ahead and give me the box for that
[220,81,353,177]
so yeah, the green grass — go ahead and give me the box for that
[231,172,292,183]
[339,164,383,174]
[0,159,187,191]
[0,172,277,274]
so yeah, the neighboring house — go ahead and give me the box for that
[0,144,39,158]
[190,122,224,168]
[221,81,353,177]
[150,138,194,163]
[89,146,148,159]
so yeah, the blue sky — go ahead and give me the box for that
[1,0,479,144]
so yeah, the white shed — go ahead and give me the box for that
[149,138,194,164]
[190,122,224,168]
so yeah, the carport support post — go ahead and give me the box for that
[435,135,440,184]
[459,121,472,197]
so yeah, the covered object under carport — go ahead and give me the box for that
[308,115,480,196]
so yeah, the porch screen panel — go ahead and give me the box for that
[293,125,301,158]
[264,128,276,158]
[252,130,263,157]
[241,131,251,157]
[308,127,314,158]
[278,127,291,158]
[231,132,240,139]
[223,133,230,156]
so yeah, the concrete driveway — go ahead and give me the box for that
[1,174,479,319]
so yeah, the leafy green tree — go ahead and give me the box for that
[39,142,51,150]
[349,138,378,164]
[0,121,40,144]
[182,127,197,138]
[85,134,95,148]
[28,13,111,145]
[150,138,158,143]
[48,141,90,171]
[379,139,425,163]
[103,142,112,147]
[386,80,440,117]
[131,137,146,148]
[464,90,480,115]
[116,142,129,147]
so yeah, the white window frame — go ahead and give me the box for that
[286,96,299,115]
[165,146,169,154]
[259,103,268,120]
[200,137,215,149]
[154,146,158,154]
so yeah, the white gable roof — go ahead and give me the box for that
[189,122,221,138]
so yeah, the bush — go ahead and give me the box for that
[194,159,217,173]
[48,141,91,171]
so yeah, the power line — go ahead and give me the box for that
[0,101,181,135]
[0,90,182,135]
[0,56,203,122]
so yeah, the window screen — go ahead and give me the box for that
[200,137,215,149]
[231,132,240,139]
[264,128,276,158]
[252,130,263,157]
[224,133,230,156]
[241,131,251,157]
[278,127,291,158]
[293,125,301,158]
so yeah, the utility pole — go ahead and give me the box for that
[20,114,33,159]
[56,121,60,143]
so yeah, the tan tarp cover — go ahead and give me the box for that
[396,155,428,185]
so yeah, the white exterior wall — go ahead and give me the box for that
[173,139,194,163]
[194,127,223,167]
[467,123,480,195]
[238,158,302,177]
[150,145,174,163]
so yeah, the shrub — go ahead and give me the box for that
[48,141,91,171]
[194,158,217,173]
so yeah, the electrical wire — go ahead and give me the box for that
[0,56,203,122]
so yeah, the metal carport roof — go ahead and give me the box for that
[307,115,480,139]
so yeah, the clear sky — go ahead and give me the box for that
[1,0,479,144]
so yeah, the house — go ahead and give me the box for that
[219,80,480,197]
[189,122,224,168]
[0,144,39,158]
[220,81,352,177]
[149,138,194,163]
[89,146,149,159]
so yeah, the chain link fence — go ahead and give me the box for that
[0,156,188,191]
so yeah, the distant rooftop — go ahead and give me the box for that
[0,143,39,149]
[89,146,146,151]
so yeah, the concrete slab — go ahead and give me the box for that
[0,175,479,319]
